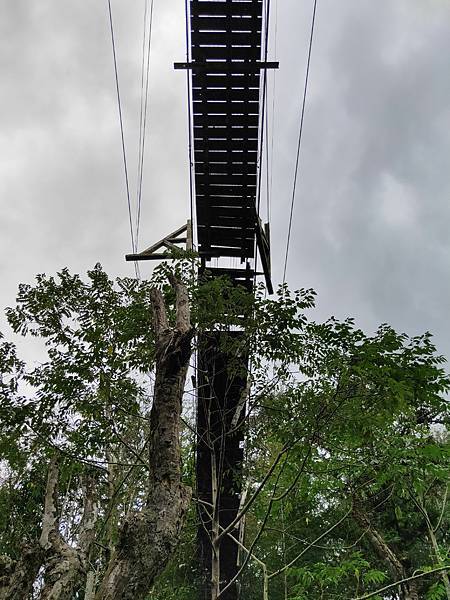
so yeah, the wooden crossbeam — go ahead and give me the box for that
[174,61,279,71]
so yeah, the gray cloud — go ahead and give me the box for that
[268,0,450,357]
[1,0,450,364]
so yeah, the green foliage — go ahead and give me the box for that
[427,581,447,600]
[3,264,157,457]
[289,552,387,598]
[243,306,449,598]
[0,263,449,599]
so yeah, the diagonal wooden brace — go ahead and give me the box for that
[125,220,193,262]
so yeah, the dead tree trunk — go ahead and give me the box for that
[94,277,192,600]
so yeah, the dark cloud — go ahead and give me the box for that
[1,0,450,364]
[268,0,450,358]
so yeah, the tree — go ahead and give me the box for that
[0,265,192,599]
[0,264,449,599]
[230,319,450,599]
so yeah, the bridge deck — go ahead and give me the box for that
[190,0,265,280]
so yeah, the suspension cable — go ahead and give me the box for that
[136,0,155,255]
[282,0,318,286]
[107,0,138,279]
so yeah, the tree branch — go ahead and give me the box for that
[217,443,289,542]
[352,566,450,599]
[269,506,353,580]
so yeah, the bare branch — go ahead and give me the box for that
[352,566,450,600]
[269,506,353,580]
[217,443,289,542]
[434,483,449,533]
[217,454,288,598]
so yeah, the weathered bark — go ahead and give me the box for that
[0,544,43,600]
[0,461,98,600]
[105,446,117,560]
[84,571,97,600]
[38,459,82,600]
[40,550,83,600]
[95,278,192,600]
[81,474,100,600]
[353,503,419,600]
[0,555,14,595]
[39,460,98,600]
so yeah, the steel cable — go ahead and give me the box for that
[107,0,139,278]
[282,0,318,286]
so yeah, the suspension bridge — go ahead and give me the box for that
[109,0,317,597]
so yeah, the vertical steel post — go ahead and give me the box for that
[196,332,248,600]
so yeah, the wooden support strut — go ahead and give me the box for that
[125,217,273,294]
[125,221,193,262]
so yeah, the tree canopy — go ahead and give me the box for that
[0,263,449,600]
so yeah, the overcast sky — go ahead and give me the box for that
[1,0,450,364]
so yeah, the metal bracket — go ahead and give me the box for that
[125,220,193,262]
[174,61,279,72]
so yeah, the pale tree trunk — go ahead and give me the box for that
[428,526,450,599]
[0,462,97,600]
[80,473,99,600]
[105,447,116,559]
[413,490,450,600]
[94,276,192,600]
[211,446,220,600]
[353,503,419,600]
[84,571,97,600]
[39,461,98,600]
[0,544,43,600]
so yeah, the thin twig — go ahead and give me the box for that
[269,506,352,580]
[352,565,450,599]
